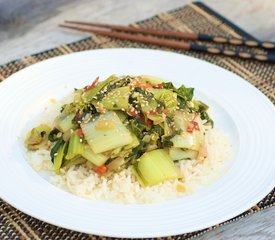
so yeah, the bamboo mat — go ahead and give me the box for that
[0,2,274,239]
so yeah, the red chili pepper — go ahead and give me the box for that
[84,76,99,93]
[144,118,153,126]
[186,113,200,133]
[130,82,153,90]
[95,166,108,174]
[145,83,153,89]
[186,127,193,133]
[127,109,143,120]
[128,109,152,126]
[192,121,200,131]
[192,113,199,122]
[162,108,168,115]
[143,108,157,116]
[153,84,163,89]
[77,128,84,137]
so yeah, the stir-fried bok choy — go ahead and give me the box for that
[25,75,213,187]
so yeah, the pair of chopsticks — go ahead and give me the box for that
[59,21,275,63]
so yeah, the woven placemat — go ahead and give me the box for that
[0,2,274,239]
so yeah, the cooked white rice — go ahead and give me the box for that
[27,128,231,204]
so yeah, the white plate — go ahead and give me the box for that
[0,49,274,238]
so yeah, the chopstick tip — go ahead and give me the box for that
[59,24,73,29]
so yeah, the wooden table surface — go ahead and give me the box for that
[1,0,275,239]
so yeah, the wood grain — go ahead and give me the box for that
[1,0,275,65]
[197,208,275,240]
[0,0,274,239]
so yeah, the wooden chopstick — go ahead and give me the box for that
[65,20,198,41]
[59,24,275,63]
[65,20,275,50]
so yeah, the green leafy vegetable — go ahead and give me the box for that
[81,111,133,153]
[169,148,198,160]
[162,82,194,108]
[101,86,130,110]
[192,100,214,127]
[83,75,117,101]
[25,124,51,150]
[48,128,60,142]
[53,142,67,174]
[132,149,181,186]
[176,85,194,102]
[54,113,75,132]
[124,141,147,166]
[63,156,87,168]
[81,144,108,166]
[50,138,64,162]
[65,132,84,160]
